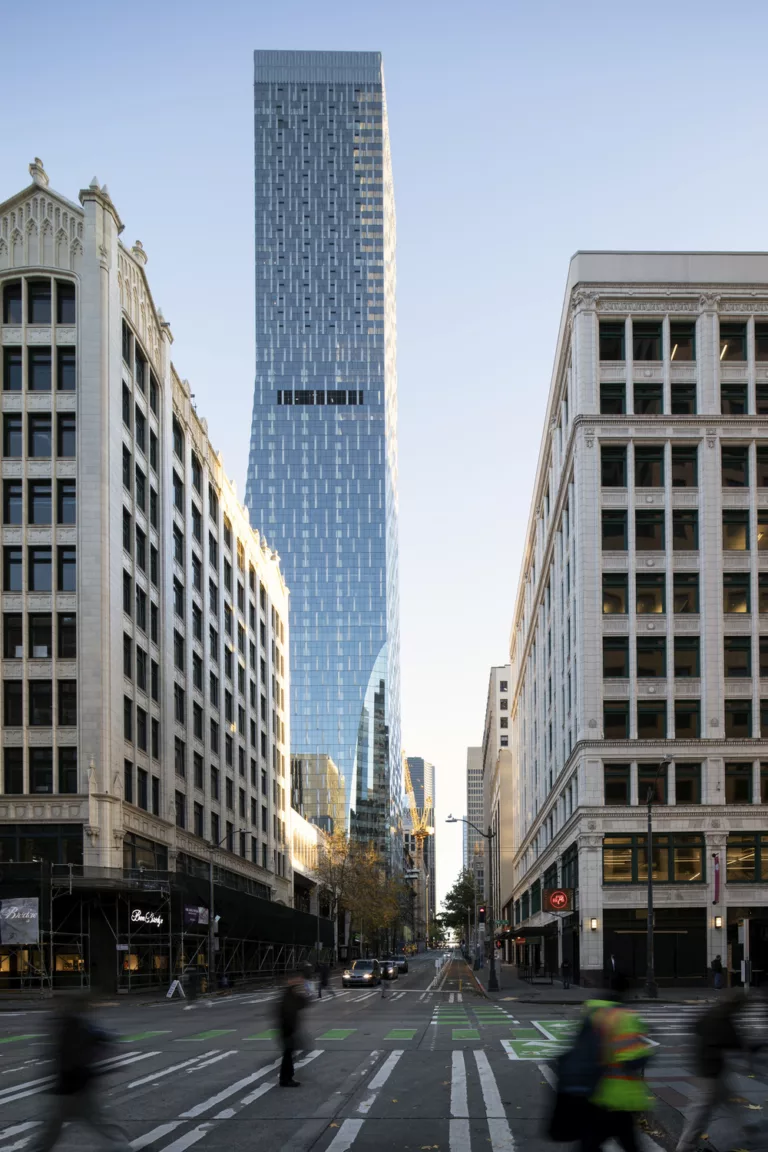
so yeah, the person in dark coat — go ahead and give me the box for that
[317,961,331,999]
[676,991,753,1152]
[711,954,723,990]
[562,958,571,989]
[276,973,309,1087]
[34,996,128,1152]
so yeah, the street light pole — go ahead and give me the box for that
[208,829,246,993]
[645,758,671,999]
[446,816,499,992]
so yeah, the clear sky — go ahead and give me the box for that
[4,0,768,909]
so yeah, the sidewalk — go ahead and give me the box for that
[473,961,719,1004]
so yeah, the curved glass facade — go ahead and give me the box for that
[246,50,401,864]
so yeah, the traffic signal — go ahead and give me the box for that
[478,906,486,924]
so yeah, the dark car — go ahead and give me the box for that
[393,954,408,973]
[342,959,382,988]
[378,958,398,980]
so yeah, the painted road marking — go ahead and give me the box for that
[325,1119,364,1152]
[385,1029,416,1040]
[451,1050,468,1118]
[449,993,455,1003]
[474,1050,515,1151]
[0,1036,42,1046]
[131,1122,184,1150]
[215,1052,322,1115]
[176,1029,236,1042]
[357,1049,404,1114]
[246,1029,279,1040]
[452,1029,480,1040]
[180,1057,282,1118]
[125,1052,213,1089]
[318,1029,355,1040]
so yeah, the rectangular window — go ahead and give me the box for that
[675,701,701,740]
[135,587,146,631]
[3,414,21,457]
[56,281,76,325]
[173,578,184,618]
[28,680,52,726]
[721,382,747,415]
[44,347,74,395]
[725,700,752,739]
[136,647,147,692]
[602,511,627,550]
[29,748,52,794]
[28,280,51,325]
[603,701,629,739]
[724,635,752,678]
[600,322,625,360]
[602,836,634,882]
[637,701,666,739]
[671,446,697,487]
[29,617,51,662]
[634,381,663,415]
[135,349,146,393]
[3,347,22,392]
[58,679,77,726]
[637,637,665,677]
[175,791,186,829]
[135,406,146,454]
[675,763,701,803]
[638,762,668,805]
[59,747,77,794]
[58,613,76,658]
[755,446,768,488]
[2,282,21,325]
[3,481,22,525]
[28,349,52,392]
[175,736,186,777]
[723,511,749,551]
[137,768,148,811]
[174,683,186,724]
[761,637,768,678]
[194,802,204,838]
[603,637,628,678]
[674,636,700,678]
[604,763,630,805]
[3,748,22,794]
[635,446,664,487]
[600,382,625,414]
[57,414,76,457]
[673,510,698,551]
[726,834,765,882]
[720,321,747,362]
[671,383,697,415]
[3,614,22,659]
[759,512,768,551]
[674,573,699,614]
[636,573,665,614]
[758,383,768,416]
[3,681,23,727]
[635,510,664,550]
[3,547,22,592]
[670,321,695,362]
[601,446,627,487]
[57,547,76,592]
[633,321,662,361]
[28,415,52,457]
[725,762,752,804]
[150,488,158,528]
[722,446,749,487]
[724,572,750,614]
[57,480,76,525]
[756,324,768,362]
[29,547,52,592]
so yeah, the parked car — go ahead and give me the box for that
[342,959,382,987]
[393,954,409,973]
[378,958,398,980]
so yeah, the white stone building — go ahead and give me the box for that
[510,252,768,988]
[0,160,323,990]
[464,747,485,898]
[480,666,513,955]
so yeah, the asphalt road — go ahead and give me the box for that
[0,954,764,1152]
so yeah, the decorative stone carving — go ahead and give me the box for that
[699,293,721,310]
[26,328,52,345]
[706,429,717,448]
[1,329,22,344]
[598,299,697,314]
[720,300,768,313]
[29,159,49,188]
[55,329,77,345]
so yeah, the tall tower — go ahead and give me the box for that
[247,51,401,863]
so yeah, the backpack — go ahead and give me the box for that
[555,1009,609,1097]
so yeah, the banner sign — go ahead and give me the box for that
[131,908,164,929]
[183,906,210,927]
[0,898,39,945]
[543,888,573,913]
[713,854,720,904]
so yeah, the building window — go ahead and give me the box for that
[175,791,186,829]
[721,382,747,415]
[722,446,749,487]
[637,702,666,739]
[720,322,747,362]
[3,681,23,726]
[602,573,627,614]
[670,321,695,362]
[57,547,76,592]
[2,282,22,324]
[59,747,77,794]
[636,573,664,614]
[726,834,768,883]
[58,680,77,726]
[635,510,664,550]
[57,414,76,457]
[724,572,750,614]
[673,510,698,551]
[3,614,22,659]
[634,381,663,415]
[599,322,625,361]
[2,347,22,392]
[638,762,668,804]
[29,680,52,726]
[29,547,52,592]
[28,348,52,392]
[175,737,186,777]
[2,748,22,794]
[637,637,665,677]
[29,748,53,794]
[174,683,186,724]
[673,573,699,614]
[57,480,76,525]
[633,322,662,361]
[58,613,76,658]
[673,636,700,678]
[671,383,697,414]
[671,446,697,487]
[28,280,51,324]
[28,415,52,458]
[3,414,21,457]
[604,763,630,804]
[601,446,627,487]
[29,617,50,660]
[194,803,204,838]
[603,701,629,739]
[3,481,22,525]
[603,833,704,883]
[675,763,701,803]
[723,511,749,551]
[599,382,625,415]
[724,636,751,678]
[602,511,627,550]
[760,637,768,678]
[725,762,752,804]
[675,701,701,740]
[635,446,664,487]
[725,700,752,739]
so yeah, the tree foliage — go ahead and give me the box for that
[314,832,404,953]
[440,868,480,932]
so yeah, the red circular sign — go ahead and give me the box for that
[549,889,569,910]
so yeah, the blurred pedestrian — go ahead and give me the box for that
[34,995,128,1152]
[676,990,754,1152]
[562,958,571,989]
[317,961,331,999]
[711,954,723,990]
[276,972,309,1088]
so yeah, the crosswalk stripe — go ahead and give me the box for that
[474,1051,515,1151]
[131,1123,184,1150]
[324,1118,364,1151]
[180,1057,281,1118]
[125,1052,212,1089]
[451,1050,468,1118]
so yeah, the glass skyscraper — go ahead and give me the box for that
[247,50,401,862]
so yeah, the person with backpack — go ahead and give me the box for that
[548,973,653,1152]
[34,996,128,1152]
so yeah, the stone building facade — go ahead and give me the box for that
[509,252,768,987]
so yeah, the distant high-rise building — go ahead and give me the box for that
[465,748,484,894]
[405,756,436,925]
[481,666,512,955]
[247,50,401,864]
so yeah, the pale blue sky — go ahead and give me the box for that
[3,0,768,906]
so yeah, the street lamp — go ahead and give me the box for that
[645,758,671,999]
[446,816,499,992]
[208,829,246,991]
